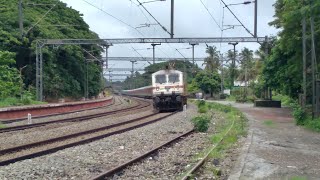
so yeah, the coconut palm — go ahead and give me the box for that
[203,45,220,72]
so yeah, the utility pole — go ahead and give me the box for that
[228,42,238,88]
[254,0,257,37]
[170,0,174,38]
[220,53,224,94]
[311,15,318,118]
[302,16,307,108]
[109,70,112,87]
[189,43,198,65]
[18,0,24,38]
[151,43,161,64]
[130,60,137,89]
[104,44,112,70]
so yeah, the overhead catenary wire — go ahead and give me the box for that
[128,0,174,58]
[199,0,222,30]
[219,0,254,37]
[25,2,59,34]
[136,0,171,36]
[81,0,144,37]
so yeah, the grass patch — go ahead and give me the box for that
[304,118,320,132]
[290,102,320,132]
[290,176,307,180]
[191,115,211,132]
[263,120,275,127]
[226,95,236,102]
[198,105,208,113]
[0,97,46,108]
[272,94,294,106]
[0,122,5,129]
[188,101,247,179]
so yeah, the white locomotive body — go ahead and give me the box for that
[121,69,187,111]
[151,69,187,111]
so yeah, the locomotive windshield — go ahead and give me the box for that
[168,74,180,83]
[155,74,166,84]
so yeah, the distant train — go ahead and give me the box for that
[122,69,187,111]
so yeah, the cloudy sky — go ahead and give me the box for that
[60,0,279,78]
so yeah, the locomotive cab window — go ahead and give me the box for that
[155,74,166,84]
[168,74,180,83]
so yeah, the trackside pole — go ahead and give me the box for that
[184,104,187,118]
[27,113,32,124]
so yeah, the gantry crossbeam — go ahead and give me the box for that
[87,57,205,62]
[39,36,268,45]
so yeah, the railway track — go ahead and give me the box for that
[90,129,194,180]
[0,98,150,133]
[0,112,175,166]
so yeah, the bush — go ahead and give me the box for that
[235,95,247,103]
[192,115,211,132]
[219,94,227,99]
[247,95,257,102]
[0,97,22,107]
[21,91,34,105]
[0,122,5,129]
[291,103,307,125]
[197,100,206,108]
[198,105,208,113]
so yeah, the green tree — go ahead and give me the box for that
[238,48,255,82]
[0,51,21,99]
[259,0,320,98]
[225,49,239,88]
[0,0,104,100]
[203,45,220,72]
[192,70,221,97]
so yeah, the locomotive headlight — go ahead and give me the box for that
[176,96,181,102]
[156,86,160,91]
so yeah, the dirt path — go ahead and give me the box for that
[214,101,320,180]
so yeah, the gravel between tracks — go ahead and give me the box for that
[0,105,197,180]
[0,105,153,150]
[5,96,134,127]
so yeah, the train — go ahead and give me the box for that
[121,69,187,111]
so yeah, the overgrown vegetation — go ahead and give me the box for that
[191,115,211,132]
[207,102,247,178]
[0,122,5,129]
[272,93,294,106]
[290,102,320,132]
[190,101,247,178]
[0,0,104,102]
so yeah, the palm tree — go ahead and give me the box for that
[226,49,238,88]
[238,48,255,97]
[203,46,220,72]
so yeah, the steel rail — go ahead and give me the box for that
[0,113,158,155]
[180,118,235,180]
[90,129,194,180]
[0,112,175,166]
[0,99,150,133]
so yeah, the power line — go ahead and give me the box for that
[81,0,144,37]
[175,48,187,59]
[199,0,222,30]
[129,0,172,58]
[219,0,254,37]
[25,2,59,34]
[136,0,171,36]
